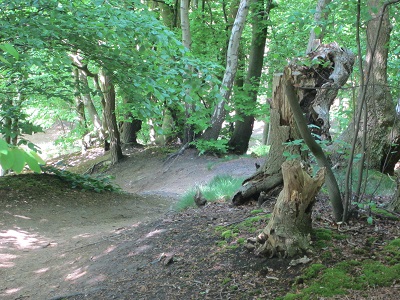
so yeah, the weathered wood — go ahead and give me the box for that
[253,160,326,258]
[388,170,400,212]
[232,42,354,206]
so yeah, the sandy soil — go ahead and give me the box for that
[0,144,263,299]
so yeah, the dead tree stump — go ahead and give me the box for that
[253,160,326,258]
[232,42,354,206]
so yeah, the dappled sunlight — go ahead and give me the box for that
[65,266,88,281]
[34,267,50,274]
[1,287,22,296]
[73,233,94,239]
[145,228,166,238]
[0,228,50,250]
[0,253,18,268]
[104,245,116,254]
[13,214,31,220]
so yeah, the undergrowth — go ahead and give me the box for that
[41,165,120,193]
[281,238,400,299]
[214,210,271,251]
[175,174,244,210]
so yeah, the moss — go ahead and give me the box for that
[359,260,400,287]
[284,258,399,299]
[216,240,227,247]
[303,263,326,280]
[321,251,333,260]
[313,228,333,241]
[332,232,349,240]
[371,207,400,220]
[237,237,246,245]
[383,238,400,264]
[251,209,264,214]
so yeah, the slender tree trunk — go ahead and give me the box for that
[228,0,273,154]
[99,69,123,164]
[72,67,88,152]
[78,70,105,141]
[306,0,332,54]
[201,0,250,140]
[180,0,196,144]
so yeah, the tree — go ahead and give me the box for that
[228,0,274,154]
[305,0,332,54]
[340,0,400,174]
[98,69,123,164]
[201,0,250,140]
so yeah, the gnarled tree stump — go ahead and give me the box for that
[253,160,326,258]
[232,42,354,206]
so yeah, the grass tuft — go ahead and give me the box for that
[175,175,244,211]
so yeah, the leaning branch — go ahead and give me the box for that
[284,67,343,222]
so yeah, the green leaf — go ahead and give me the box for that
[0,43,19,60]
[0,149,15,170]
[24,151,42,173]
[11,148,26,174]
[313,26,322,36]
[0,139,9,154]
[367,216,373,225]
[0,55,10,65]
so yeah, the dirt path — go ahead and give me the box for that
[0,146,261,299]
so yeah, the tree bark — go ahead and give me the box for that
[388,170,400,212]
[284,67,343,221]
[201,0,250,140]
[72,67,87,152]
[305,0,332,54]
[180,0,196,144]
[99,69,123,164]
[253,160,326,258]
[232,43,354,206]
[78,69,105,142]
[339,0,400,174]
[228,0,273,154]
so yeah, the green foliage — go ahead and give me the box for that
[41,165,120,193]
[284,238,400,299]
[191,139,229,156]
[175,175,244,210]
[248,143,270,157]
[284,257,400,299]
[0,139,45,174]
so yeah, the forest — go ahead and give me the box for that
[1,0,400,299]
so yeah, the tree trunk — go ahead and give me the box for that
[201,0,250,140]
[79,69,105,142]
[99,69,123,164]
[339,0,400,174]
[232,43,355,206]
[252,160,326,258]
[305,0,332,54]
[72,67,88,152]
[228,0,273,154]
[180,0,196,144]
[388,170,400,212]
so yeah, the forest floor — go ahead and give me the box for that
[0,125,399,299]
